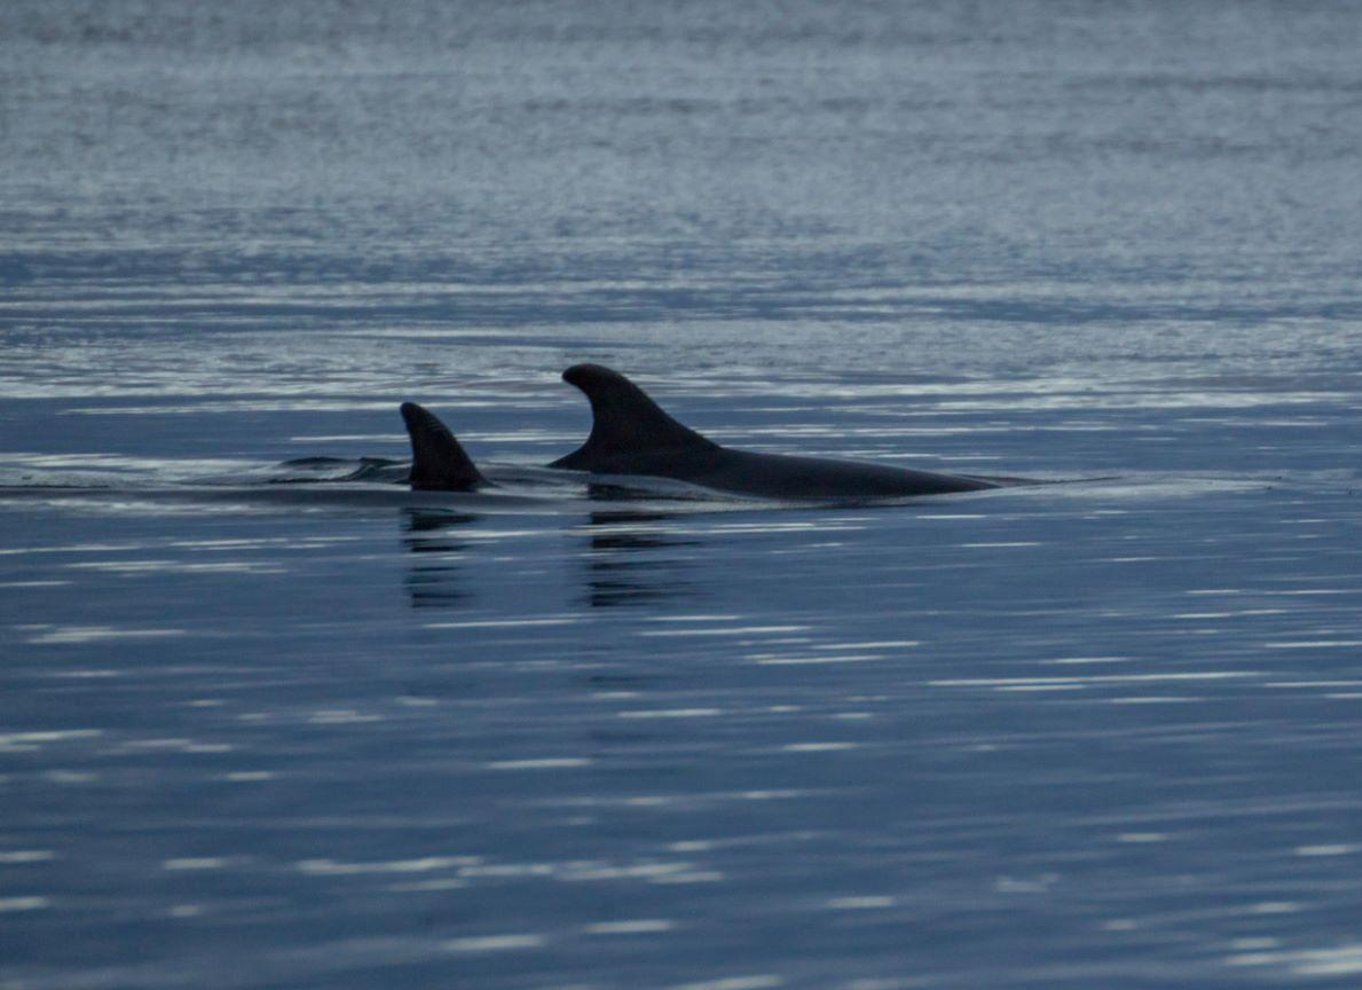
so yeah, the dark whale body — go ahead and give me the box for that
[548,364,997,499]
[400,365,1004,498]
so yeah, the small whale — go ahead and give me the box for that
[548,364,1001,499]
[400,401,486,491]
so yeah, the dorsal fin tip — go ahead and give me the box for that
[400,402,485,491]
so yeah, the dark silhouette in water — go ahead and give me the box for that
[401,365,1007,499]
[548,364,998,499]
[400,401,486,491]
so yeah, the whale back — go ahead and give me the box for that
[551,363,717,471]
[400,402,485,491]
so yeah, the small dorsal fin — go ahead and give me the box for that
[550,364,717,469]
[400,402,486,491]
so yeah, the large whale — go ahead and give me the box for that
[547,364,999,499]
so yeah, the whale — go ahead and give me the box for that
[400,401,486,491]
[547,364,1000,499]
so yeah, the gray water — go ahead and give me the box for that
[3,2,1362,987]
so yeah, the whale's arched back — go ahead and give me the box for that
[548,363,1000,498]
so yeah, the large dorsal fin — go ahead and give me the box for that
[400,402,486,491]
[551,364,717,470]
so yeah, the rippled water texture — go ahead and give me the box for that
[3,2,1362,988]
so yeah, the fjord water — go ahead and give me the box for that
[3,2,1362,987]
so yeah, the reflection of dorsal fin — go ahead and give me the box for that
[551,364,717,469]
[400,402,486,491]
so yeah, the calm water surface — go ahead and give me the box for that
[3,2,1362,988]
